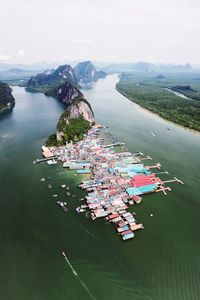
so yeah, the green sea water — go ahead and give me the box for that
[0,75,199,300]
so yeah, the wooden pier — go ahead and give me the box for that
[33,156,58,164]
[102,142,125,148]
[162,177,184,185]
[140,156,152,161]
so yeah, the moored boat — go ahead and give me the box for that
[57,201,68,212]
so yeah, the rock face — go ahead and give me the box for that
[0,81,15,110]
[156,74,165,80]
[56,97,95,144]
[26,62,97,146]
[73,61,106,83]
[26,64,77,93]
[45,81,83,105]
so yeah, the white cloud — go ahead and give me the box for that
[0,0,200,64]
[0,53,11,61]
[17,50,25,56]
[0,49,26,62]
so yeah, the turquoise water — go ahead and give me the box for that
[0,76,199,299]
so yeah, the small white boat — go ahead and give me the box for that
[61,184,66,188]
[57,201,68,212]
[150,131,156,137]
[76,207,86,213]
[47,159,57,165]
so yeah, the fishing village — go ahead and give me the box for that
[36,125,183,241]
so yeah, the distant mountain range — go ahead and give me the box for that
[0,68,37,83]
[101,62,193,74]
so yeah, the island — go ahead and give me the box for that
[73,61,106,83]
[46,96,95,146]
[0,81,15,112]
[25,61,106,145]
[25,64,77,94]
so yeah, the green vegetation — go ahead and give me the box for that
[0,103,5,111]
[3,79,27,87]
[57,116,90,144]
[117,73,200,132]
[46,134,58,147]
[26,85,53,94]
[46,116,91,147]
[0,81,15,111]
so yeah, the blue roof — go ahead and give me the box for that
[63,162,70,167]
[126,187,142,196]
[123,233,134,240]
[116,164,151,175]
[108,168,115,174]
[76,169,91,174]
[77,161,90,165]
[139,184,158,193]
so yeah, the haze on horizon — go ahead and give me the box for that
[0,0,200,66]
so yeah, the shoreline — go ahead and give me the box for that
[116,85,200,135]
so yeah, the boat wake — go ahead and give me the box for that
[80,225,153,300]
[80,224,101,243]
[62,251,96,300]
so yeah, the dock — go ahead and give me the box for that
[102,142,125,148]
[33,156,58,164]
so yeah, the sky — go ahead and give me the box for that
[0,0,200,65]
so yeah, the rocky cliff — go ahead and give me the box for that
[45,81,83,105]
[25,64,77,93]
[56,97,95,144]
[25,63,96,146]
[0,81,15,111]
[73,61,106,83]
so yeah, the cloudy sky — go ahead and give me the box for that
[0,0,200,65]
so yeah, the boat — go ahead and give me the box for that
[117,225,129,233]
[122,232,134,240]
[52,194,58,197]
[57,201,68,212]
[150,131,156,137]
[47,159,57,165]
[61,184,66,188]
[47,184,52,189]
[76,207,86,213]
